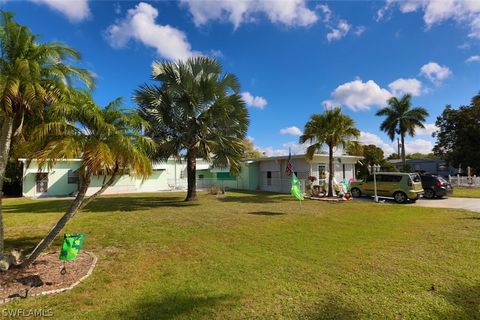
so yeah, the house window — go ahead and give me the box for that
[267,171,272,186]
[67,170,79,184]
[198,174,204,179]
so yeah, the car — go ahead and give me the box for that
[419,173,453,199]
[350,172,424,204]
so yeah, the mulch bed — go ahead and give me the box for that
[305,196,348,202]
[0,251,96,304]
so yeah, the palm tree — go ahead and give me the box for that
[300,108,360,197]
[19,93,155,268]
[0,12,92,260]
[376,94,429,171]
[134,57,249,201]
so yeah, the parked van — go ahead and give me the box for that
[350,172,424,203]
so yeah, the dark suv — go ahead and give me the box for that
[420,174,453,199]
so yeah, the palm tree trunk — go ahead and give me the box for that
[20,171,93,269]
[185,149,197,201]
[78,166,119,211]
[0,116,14,260]
[401,134,406,172]
[328,145,334,197]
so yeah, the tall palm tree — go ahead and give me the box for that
[0,11,92,260]
[19,93,155,268]
[300,108,360,197]
[134,57,249,201]
[376,94,429,171]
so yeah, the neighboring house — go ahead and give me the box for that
[250,154,362,193]
[18,153,362,197]
[388,158,458,176]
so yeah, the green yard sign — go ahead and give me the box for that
[59,233,85,261]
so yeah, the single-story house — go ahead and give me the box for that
[250,153,362,193]
[388,158,458,177]
[18,153,363,198]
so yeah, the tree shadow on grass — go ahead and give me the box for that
[3,235,44,253]
[3,196,198,214]
[219,191,285,204]
[83,196,199,213]
[437,283,480,318]
[115,293,234,320]
[457,216,480,220]
[248,211,285,216]
[301,296,361,320]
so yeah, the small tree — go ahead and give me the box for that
[363,144,384,173]
[135,57,249,201]
[20,94,154,268]
[243,139,262,158]
[300,108,360,197]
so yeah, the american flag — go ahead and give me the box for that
[285,148,293,176]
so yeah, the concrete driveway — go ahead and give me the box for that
[356,196,480,212]
[411,197,480,212]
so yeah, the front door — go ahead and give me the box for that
[36,173,48,194]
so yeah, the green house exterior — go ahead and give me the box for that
[18,154,360,197]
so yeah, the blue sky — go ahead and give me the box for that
[3,0,480,156]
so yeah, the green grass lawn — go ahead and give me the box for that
[2,191,480,319]
[453,187,480,198]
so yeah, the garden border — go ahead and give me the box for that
[0,251,97,305]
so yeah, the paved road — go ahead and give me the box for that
[411,197,480,212]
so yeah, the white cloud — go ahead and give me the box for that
[420,62,452,83]
[280,126,302,136]
[180,0,318,29]
[31,0,90,22]
[466,55,480,63]
[323,79,392,111]
[259,141,310,156]
[415,123,438,136]
[378,0,480,39]
[258,147,288,157]
[353,26,367,36]
[322,100,338,110]
[359,131,396,155]
[209,49,224,58]
[283,141,309,155]
[316,4,332,22]
[404,138,434,154]
[358,131,434,155]
[326,19,351,42]
[241,92,267,109]
[388,78,423,97]
[105,2,198,60]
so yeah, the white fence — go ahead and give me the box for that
[448,175,480,187]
